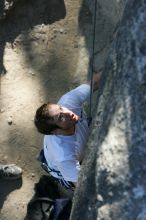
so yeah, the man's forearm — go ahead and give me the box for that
[87,71,101,92]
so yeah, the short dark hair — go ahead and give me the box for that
[34,103,60,135]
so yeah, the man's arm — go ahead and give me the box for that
[58,71,101,109]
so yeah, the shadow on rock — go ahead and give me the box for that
[0,177,22,209]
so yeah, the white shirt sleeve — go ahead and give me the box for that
[58,84,90,109]
[56,159,81,182]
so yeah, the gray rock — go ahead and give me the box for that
[7,116,13,125]
[71,0,146,219]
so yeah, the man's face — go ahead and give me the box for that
[48,104,79,130]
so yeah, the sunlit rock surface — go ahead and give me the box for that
[71,0,146,219]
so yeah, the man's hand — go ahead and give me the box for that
[87,71,101,91]
[92,71,101,91]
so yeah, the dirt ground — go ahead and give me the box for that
[0,1,93,219]
[0,0,121,219]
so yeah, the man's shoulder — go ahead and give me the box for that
[44,134,74,148]
[44,134,62,145]
[44,135,65,162]
[44,135,75,161]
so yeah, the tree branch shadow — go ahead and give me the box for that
[0,0,66,75]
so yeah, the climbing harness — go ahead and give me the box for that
[37,149,75,190]
[88,0,97,125]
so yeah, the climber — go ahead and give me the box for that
[34,72,101,196]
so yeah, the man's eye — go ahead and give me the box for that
[59,106,63,111]
[59,113,65,122]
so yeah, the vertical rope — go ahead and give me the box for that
[88,0,97,125]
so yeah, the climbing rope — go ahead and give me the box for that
[88,0,97,125]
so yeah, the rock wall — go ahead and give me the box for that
[71,0,146,219]
[79,0,126,72]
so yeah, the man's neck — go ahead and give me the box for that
[52,126,75,136]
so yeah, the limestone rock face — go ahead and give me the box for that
[71,0,146,219]
[0,0,20,20]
